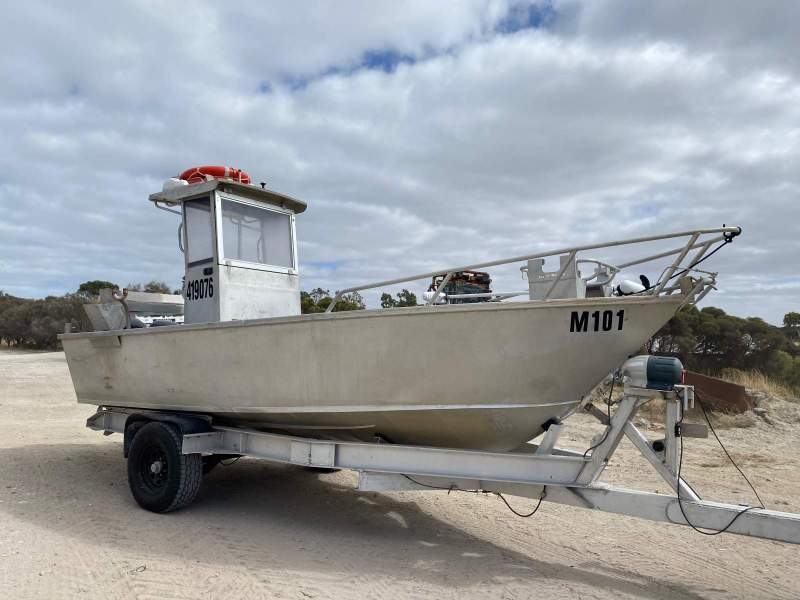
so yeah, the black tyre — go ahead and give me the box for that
[127,422,203,513]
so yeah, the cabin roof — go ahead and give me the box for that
[149,180,307,214]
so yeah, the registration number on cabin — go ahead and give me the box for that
[186,276,214,301]
[570,309,625,332]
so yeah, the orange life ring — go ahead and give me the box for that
[179,165,251,185]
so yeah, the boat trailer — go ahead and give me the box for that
[88,382,800,545]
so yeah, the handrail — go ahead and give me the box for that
[325,226,741,313]
[154,200,182,216]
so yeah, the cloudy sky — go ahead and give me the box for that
[1,0,798,323]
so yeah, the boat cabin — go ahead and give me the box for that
[149,179,307,324]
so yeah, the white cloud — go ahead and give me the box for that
[0,1,798,323]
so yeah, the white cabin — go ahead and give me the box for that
[149,180,307,324]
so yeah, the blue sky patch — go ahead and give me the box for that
[495,1,556,34]
[361,49,416,73]
[274,49,418,91]
[268,4,556,93]
[305,260,345,271]
[630,203,664,220]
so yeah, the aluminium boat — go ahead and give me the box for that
[60,167,740,451]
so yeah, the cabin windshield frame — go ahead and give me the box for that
[214,192,298,275]
[182,195,215,267]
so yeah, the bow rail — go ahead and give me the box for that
[326,226,741,312]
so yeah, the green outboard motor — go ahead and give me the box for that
[621,355,684,391]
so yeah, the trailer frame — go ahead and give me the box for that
[87,383,800,545]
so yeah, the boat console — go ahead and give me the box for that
[150,179,307,324]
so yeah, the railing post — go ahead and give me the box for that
[688,240,712,267]
[543,251,577,300]
[653,233,699,295]
[677,276,712,310]
[692,283,716,305]
[427,272,453,305]
[325,292,343,314]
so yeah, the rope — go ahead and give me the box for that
[401,475,546,518]
[675,392,765,535]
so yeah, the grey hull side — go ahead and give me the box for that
[61,296,682,451]
[107,404,578,452]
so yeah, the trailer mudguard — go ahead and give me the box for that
[122,411,214,457]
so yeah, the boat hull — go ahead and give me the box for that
[61,296,682,451]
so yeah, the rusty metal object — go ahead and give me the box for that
[429,271,492,304]
[684,371,753,413]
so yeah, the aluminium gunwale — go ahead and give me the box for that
[59,293,684,341]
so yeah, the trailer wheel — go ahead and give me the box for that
[127,422,202,513]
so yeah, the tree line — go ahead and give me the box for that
[299,288,419,313]
[0,280,174,349]
[647,306,799,391]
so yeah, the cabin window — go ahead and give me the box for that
[220,199,293,269]
[184,197,214,264]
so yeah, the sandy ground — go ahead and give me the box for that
[1,350,799,600]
